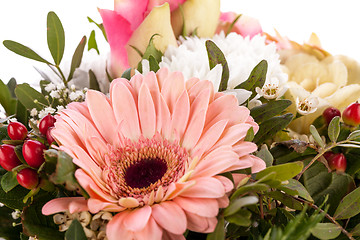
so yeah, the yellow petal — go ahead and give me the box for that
[326,84,360,110]
[171,0,220,37]
[126,3,177,68]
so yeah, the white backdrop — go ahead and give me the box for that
[0,0,359,85]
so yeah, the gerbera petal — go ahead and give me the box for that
[161,71,186,113]
[42,197,88,215]
[87,90,118,144]
[173,197,219,217]
[111,81,141,140]
[106,211,135,240]
[185,211,217,233]
[152,201,187,235]
[180,177,225,198]
[138,83,156,138]
[135,216,163,239]
[123,205,152,232]
[171,90,190,138]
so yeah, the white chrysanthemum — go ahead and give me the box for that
[159,32,288,103]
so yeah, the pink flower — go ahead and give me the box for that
[216,12,262,38]
[42,68,265,239]
[100,1,180,77]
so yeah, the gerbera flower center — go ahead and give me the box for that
[104,134,189,203]
[124,157,167,188]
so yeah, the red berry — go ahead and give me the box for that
[46,127,55,145]
[22,140,46,168]
[322,107,341,125]
[327,153,347,173]
[39,114,56,136]
[7,122,28,140]
[16,168,39,189]
[342,102,360,127]
[0,144,22,171]
[323,151,335,161]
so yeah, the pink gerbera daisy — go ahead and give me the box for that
[42,68,265,239]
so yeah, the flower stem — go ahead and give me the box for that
[292,196,355,240]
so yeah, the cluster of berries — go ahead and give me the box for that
[0,114,56,189]
[322,102,360,173]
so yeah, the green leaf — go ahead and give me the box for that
[68,36,87,81]
[15,83,48,111]
[0,78,16,115]
[16,100,29,126]
[351,223,360,236]
[256,145,273,167]
[121,68,132,80]
[6,78,17,98]
[226,209,252,226]
[255,161,303,182]
[334,187,360,219]
[253,113,293,144]
[303,160,353,214]
[265,191,303,210]
[149,55,160,72]
[231,183,269,200]
[224,196,258,216]
[22,192,64,240]
[1,171,19,193]
[47,11,65,65]
[310,223,341,239]
[0,126,9,142]
[206,217,225,240]
[347,130,360,140]
[310,125,326,148]
[87,17,107,41]
[50,151,77,185]
[3,40,51,64]
[89,70,100,91]
[205,40,229,92]
[88,30,99,54]
[142,35,163,63]
[279,179,313,202]
[235,60,267,99]
[226,14,242,35]
[328,116,340,143]
[250,99,292,124]
[244,126,254,142]
[65,220,87,240]
[0,185,30,209]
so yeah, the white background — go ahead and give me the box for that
[0,0,359,85]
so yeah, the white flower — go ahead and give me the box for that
[49,90,60,99]
[30,108,38,117]
[44,83,56,92]
[159,32,288,103]
[70,84,76,91]
[0,202,4,207]
[11,210,21,219]
[56,83,65,90]
[38,107,56,119]
[56,106,65,112]
[296,95,319,115]
[69,92,79,101]
[256,78,288,100]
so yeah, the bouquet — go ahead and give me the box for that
[1,1,360,239]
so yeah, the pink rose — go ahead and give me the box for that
[100,0,184,77]
[100,0,221,77]
[216,12,262,38]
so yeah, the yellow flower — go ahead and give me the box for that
[283,52,360,133]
